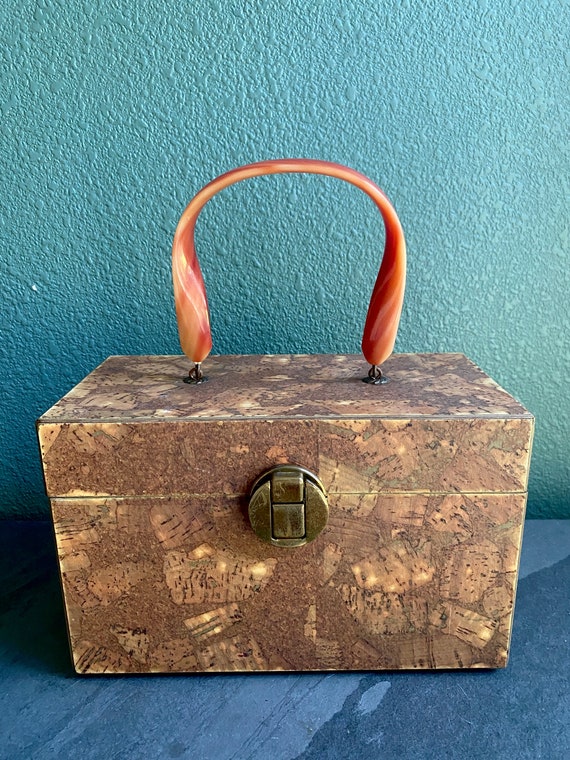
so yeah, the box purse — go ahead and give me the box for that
[38,160,533,673]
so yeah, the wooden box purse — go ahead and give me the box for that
[38,160,533,673]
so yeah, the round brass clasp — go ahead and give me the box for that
[248,465,328,547]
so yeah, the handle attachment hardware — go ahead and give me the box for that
[363,364,388,385]
[183,362,207,385]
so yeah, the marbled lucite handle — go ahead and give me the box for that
[172,159,406,373]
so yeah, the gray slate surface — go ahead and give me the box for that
[1,520,569,760]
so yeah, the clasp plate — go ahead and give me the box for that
[248,465,328,547]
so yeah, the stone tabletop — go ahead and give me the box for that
[1,519,569,760]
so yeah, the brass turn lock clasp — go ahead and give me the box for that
[248,465,328,547]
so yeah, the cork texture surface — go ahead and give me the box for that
[39,417,532,499]
[39,353,533,672]
[38,353,533,498]
[52,491,526,673]
[39,353,532,422]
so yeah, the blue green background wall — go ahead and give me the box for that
[1,0,568,518]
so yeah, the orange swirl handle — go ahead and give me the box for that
[172,159,406,368]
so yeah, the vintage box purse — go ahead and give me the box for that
[38,160,534,673]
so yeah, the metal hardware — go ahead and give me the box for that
[184,362,208,384]
[362,364,388,385]
[248,465,328,547]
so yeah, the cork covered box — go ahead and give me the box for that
[37,352,533,674]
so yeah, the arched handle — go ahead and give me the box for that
[172,159,406,374]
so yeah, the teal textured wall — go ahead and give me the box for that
[1,0,568,518]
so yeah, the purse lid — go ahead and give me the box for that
[38,353,533,499]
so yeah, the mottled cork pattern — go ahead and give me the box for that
[39,417,532,499]
[39,353,534,672]
[52,491,526,673]
[39,353,532,422]
[38,354,533,499]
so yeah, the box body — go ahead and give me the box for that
[38,354,533,673]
